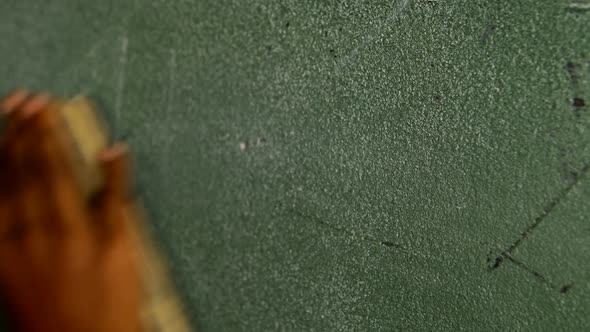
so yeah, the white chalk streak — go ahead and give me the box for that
[114,34,129,127]
[568,3,590,10]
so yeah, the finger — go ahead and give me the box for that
[1,93,51,147]
[93,144,132,237]
[28,100,72,178]
[0,198,22,243]
[0,95,55,233]
[0,144,16,199]
[101,144,131,200]
[10,96,66,180]
[20,93,51,118]
[7,92,50,124]
[30,101,88,232]
[9,97,86,233]
[0,90,30,146]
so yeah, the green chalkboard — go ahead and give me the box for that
[0,0,589,330]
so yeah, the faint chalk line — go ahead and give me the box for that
[567,2,590,10]
[54,32,117,88]
[338,0,411,70]
[165,49,177,115]
[55,0,143,87]
[123,47,179,142]
[114,34,129,131]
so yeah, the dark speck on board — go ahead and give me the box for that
[573,98,585,107]
[380,241,401,249]
[566,61,578,81]
[480,24,497,42]
[256,137,267,146]
[560,285,572,294]
[491,256,504,269]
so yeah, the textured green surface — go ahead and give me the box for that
[0,0,589,331]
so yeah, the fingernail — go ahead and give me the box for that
[22,94,51,118]
[100,144,129,161]
[1,89,29,114]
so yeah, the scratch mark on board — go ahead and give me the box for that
[285,205,408,255]
[504,255,557,289]
[490,161,590,270]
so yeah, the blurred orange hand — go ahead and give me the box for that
[0,91,141,332]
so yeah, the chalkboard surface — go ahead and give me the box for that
[0,1,589,330]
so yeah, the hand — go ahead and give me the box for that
[0,90,142,332]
